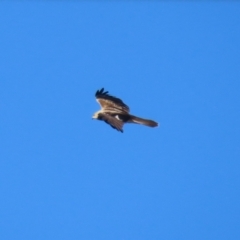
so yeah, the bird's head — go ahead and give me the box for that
[92,112,99,120]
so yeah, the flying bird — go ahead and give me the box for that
[92,88,158,132]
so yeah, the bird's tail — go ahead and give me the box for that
[129,115,158,127]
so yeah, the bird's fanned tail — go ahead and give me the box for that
[129,115,158,127]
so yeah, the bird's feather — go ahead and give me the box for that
[98,113,124,132]
[96,88,129,113]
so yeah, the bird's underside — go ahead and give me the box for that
[92,88,158,132]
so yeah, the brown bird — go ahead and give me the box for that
[92,88,158,132]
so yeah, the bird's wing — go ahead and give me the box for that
[99,113,124,132]
[95,88,130,113]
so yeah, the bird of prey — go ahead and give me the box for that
[92,88,158,132]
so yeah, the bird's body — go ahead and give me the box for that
[92,88,158,132]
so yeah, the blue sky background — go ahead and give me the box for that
[1,2,240,240]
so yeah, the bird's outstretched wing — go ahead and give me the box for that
[95,88,129,113]
[98,112,124,132]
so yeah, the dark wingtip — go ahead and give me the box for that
[95,87,109,97]
[96,87,103,96]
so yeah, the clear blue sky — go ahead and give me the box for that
[1,2,240,240]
